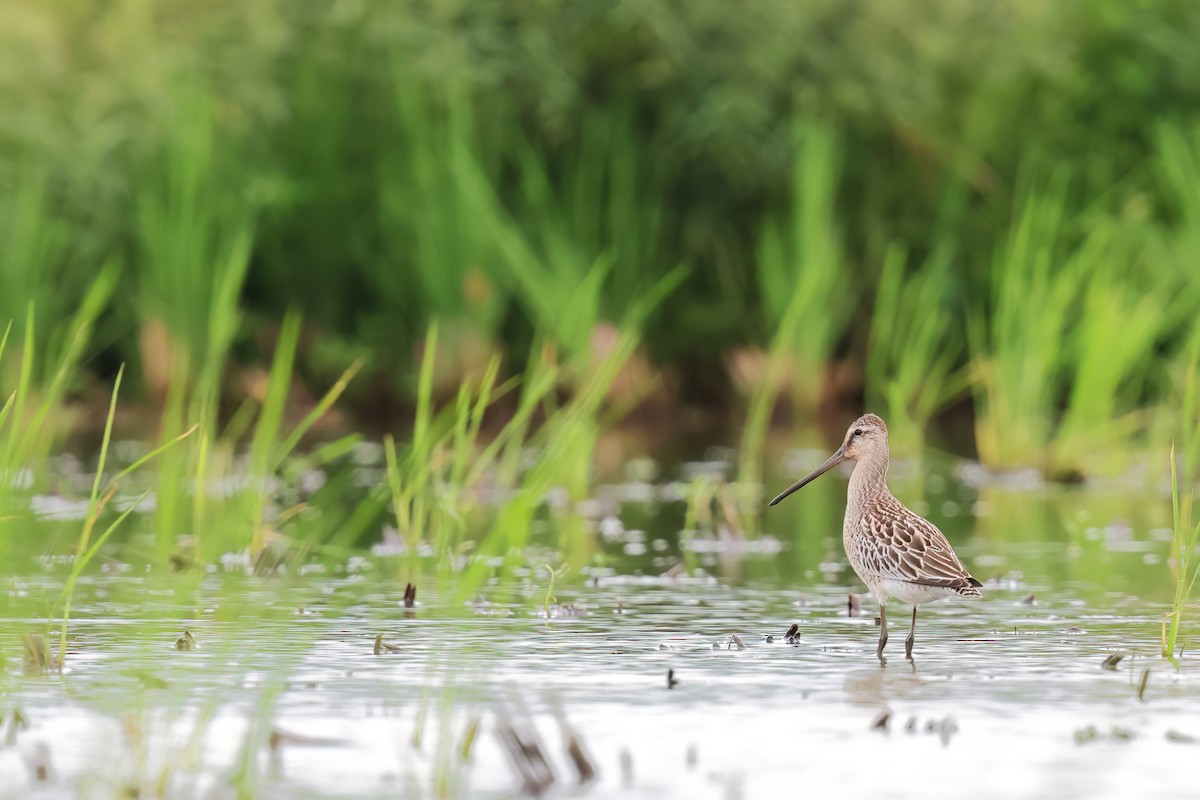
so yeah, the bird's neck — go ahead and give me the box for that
[847,455,890,517]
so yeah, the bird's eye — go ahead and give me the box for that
[852,428,863,438]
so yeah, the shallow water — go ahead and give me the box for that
[1,452,1196,799]
[2,568,1196,799]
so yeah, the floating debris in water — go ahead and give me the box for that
[168,550,196,572]
[565,731,597,785]
[728,634,745,651]
[269,727,350,751]
[1074,725,1135,745]
[1020,593,1037,605]
[1061,626,1087,635]
[870,709,891,731]
[551,695,600,785]
[253,538,300,576]
[460,716,481,761]
[472,597,515,617]
[124,670,169,689]
[538,603,587,619]
[22,741,52,782]
[929,716,958,746]
[784,624,801,644]
[661,563,687,579]
[174,629,197,651]
[495,700,555,796]
[1137,669,1150,702]
[22,634,59,675]
[373,634,402,655]
[1101,653,1125,670]
[667,669,679,689]
[6,709,30,746]
[905,716,918,733]
[847,594,862,617]
[402,582,417,608]
[1166,730,1198,744]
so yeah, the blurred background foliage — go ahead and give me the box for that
[2,0,1200,474]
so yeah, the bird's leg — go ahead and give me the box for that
[905,606,917,661]
[877,604,888,665]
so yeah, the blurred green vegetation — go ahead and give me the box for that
[2,0,1200,478]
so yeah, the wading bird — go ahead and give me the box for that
[769,413,981,663]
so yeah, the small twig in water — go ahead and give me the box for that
[1137,668,1150,701]
[667,669,679,689]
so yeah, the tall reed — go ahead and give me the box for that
[375,73,508,356]
[1164,442,1200,663]
[1162,327,1200,662]
[0,269,118,507]
[968,176,1077,470]
[741,122,850,500]
[866,242,968,455]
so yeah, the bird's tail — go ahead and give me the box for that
[955,576,983,598]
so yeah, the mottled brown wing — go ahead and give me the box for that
[855,500,980,590]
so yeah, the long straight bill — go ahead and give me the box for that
[768,445,847,506]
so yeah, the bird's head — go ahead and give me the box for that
[768,413,889,506]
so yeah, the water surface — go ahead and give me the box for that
[0,453,1194,799]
